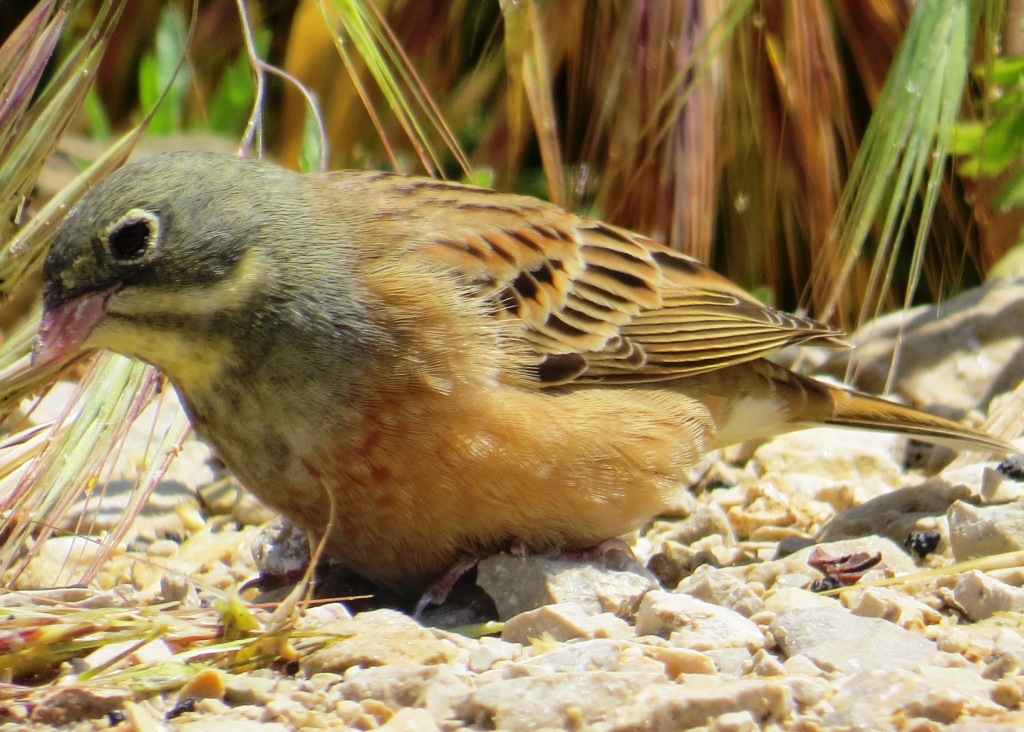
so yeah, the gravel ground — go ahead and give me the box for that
[4,280,1024,731]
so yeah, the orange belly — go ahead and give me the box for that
[280,381,714,593]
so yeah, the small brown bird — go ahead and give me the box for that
[34,152,1012,596]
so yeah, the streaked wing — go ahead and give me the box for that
[351,172,845,386]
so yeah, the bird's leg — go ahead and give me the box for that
[558,537,635,562]
[413,538,637,617]
[413,554,483,617]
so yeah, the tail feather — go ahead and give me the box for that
[690,359,1016,455]
[825,387,1015,455]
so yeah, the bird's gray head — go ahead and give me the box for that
[36,152,300,374]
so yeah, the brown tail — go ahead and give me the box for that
[691,359,1015,454]
[824,385,1015,454]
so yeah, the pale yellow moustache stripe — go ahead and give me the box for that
[94,250,269,388]
[93,320,234,390]
[107,248,270,318]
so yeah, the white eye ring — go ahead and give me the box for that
[103,208,160,261]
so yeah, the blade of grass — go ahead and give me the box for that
[814,0,980,338]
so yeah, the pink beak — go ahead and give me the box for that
[33,288,117,368]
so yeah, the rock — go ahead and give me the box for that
[634,590,764,652]
[824,665,1004,728]
[335,663,464,712]
[980,465,1024,503]
[984,630,1024,679]
[646,541,721,589]
[762,587,840,612]
[475,551,657,620]
[524,638,667,675]
[223,673,282,706]
[12,535,109,589]
[819,277,1024,412]
[301,610,454,675]
[770,606,937,673]
[449,671,667,732]
[818,480,971,546]
[378,708,441,732]
[675,566,766,617]
[602,678,793,731]
[177,669,227,702]
[951,570,1024,621]
[844,586,942,631]
[501,602,633,644]
[250,517,310,577]
[466,638,521,673]
[948,499,1024,561]
[637,643,717,677]
[748,426,908,503]
[29,687,132,725]
[658,505,735,545]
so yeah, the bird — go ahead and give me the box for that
[33,151,1015,597]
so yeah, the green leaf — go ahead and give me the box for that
[297,101,325,173]
[207,27,269,136]
[138,5,188,135]
[83,84,110,140]
[994,167,1024,212]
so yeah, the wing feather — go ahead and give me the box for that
[341,172,845,387]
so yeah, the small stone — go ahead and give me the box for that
[224,674,280,706]
[764,586,842,615]
[232,491,280,527]
[638,643,716,677]
[336,663,463,712]
[501,602,631,644]
[13,535,107,589]
[824,665,1003,728]
[844,587,942,630]
[952,570,1024,621]
[378,707,441,731]
[450,671,667,732]
[634,590,764,651]
[992,678,1024,709]
[818,480,970,546]
[251,517,311,577]
[948,499,1024,561]
[476,552,657,620]
[466,638,521,673]
[525,638,665,675]
[196,476,241,515]
[177,669,226,702]
[750,648,785,676]
[749,426,907,502]
[29,687,132,726]
[770,606,936,673]
[603,678,793,730]
[660,505,735,545]
[676,566,766,617]
[301,610,453,675]
[646,542,719,588]
[784,675,830,707]
[981,465,1024,503]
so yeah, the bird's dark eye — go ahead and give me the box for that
[105,210,159,261]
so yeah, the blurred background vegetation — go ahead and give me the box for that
[2,0,1024,583]
[5,0,1024,322]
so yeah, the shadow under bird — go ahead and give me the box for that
[33,152,1016,597]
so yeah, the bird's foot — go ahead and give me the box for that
[413,554,483,618]
[558,537,635,562]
